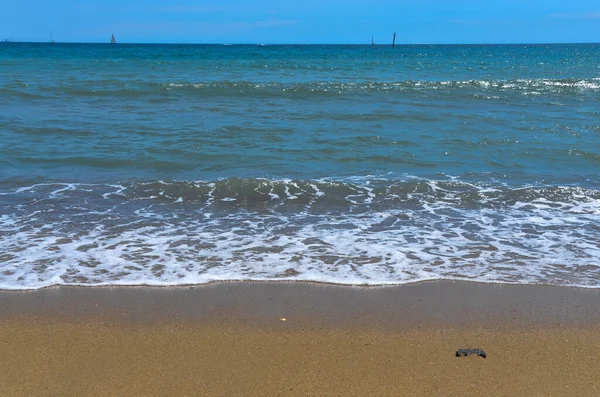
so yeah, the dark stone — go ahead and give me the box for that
[455,348,486,358]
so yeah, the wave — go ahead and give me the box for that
[1,177,599,289]
[165,78,600,96]
[3,78,600,100]
[4,177,600,208]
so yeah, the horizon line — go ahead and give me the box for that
[2,40,600,46]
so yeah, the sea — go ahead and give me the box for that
[1,43,599,290]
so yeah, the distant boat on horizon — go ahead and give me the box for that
[50,32,55,44]
[111,34,116,44]
[372,37,374,45]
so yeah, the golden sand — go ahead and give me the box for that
[1,318,599,396]
[1,281,600,396]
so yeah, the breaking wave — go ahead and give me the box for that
[1,177,599,289]
[3,78,600,100]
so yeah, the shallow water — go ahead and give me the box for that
[1,43,599,289]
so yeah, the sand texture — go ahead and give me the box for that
[1,281,599,396]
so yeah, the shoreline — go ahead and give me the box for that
[2,281,600,396]
[2,280,600,327]
[5,276,600,291]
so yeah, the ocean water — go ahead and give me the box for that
[1,43,599,289]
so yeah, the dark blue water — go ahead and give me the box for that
[1,43,599,289]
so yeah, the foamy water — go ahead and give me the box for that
[1,178,599,289]
[1,43,599,289]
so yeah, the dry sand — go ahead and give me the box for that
[1,281,599,396]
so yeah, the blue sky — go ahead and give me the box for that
[2,0,599,44]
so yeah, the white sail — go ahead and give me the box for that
[111,34,116,44]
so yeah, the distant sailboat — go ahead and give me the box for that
[110,33,116,44]
[50,32,55,44]
[371,36,374,45]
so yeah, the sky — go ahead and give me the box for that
[1,0,599,44]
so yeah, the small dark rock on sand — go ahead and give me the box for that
[456,348,486,358]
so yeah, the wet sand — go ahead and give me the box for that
[1,281,600,396]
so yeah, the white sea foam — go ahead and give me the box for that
[160,78,600,97]
[1,180,600,290]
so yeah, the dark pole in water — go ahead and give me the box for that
[392,31,396,47]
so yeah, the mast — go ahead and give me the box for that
[392,31,396,47]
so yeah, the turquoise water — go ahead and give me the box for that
[1,43,599,289]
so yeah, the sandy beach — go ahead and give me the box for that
[4,38,600,397]
[1,281,600,396]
